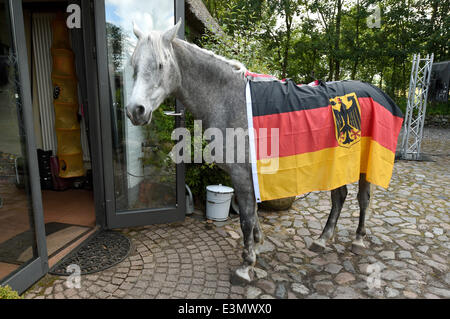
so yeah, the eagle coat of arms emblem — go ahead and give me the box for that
[330,92,362,148]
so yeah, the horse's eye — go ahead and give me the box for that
[159,63,163,70]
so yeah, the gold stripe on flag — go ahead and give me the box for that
[257,137,395,201]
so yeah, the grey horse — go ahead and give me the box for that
[126,20,370,283]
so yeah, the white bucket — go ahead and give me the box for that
[206,185,234,221]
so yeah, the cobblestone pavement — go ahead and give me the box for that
[25,128,449,299]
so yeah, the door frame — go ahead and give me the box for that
[78,0,108,228]
[92,0,186,229]
[1,0,49,294]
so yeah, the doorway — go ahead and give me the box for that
[22,0,96,268]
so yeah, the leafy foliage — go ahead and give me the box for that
[186,163,232,207]
[183,108,232,207]
[202,0,449,111]
[0,286,22,299]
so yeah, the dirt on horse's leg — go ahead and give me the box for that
[352,174,371,255]
[309,186,348,253]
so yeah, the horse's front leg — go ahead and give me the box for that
[229,171,258,285]
[233,195,257,284]
[253,209,264,248]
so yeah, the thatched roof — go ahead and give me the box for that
[185,0,224,40]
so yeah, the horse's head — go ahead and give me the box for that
[126,20,182,126]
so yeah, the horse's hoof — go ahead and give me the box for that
[351,241,367,255]
[230,266,252,286]
[309,239,326,253]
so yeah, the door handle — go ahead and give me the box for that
[163,110,184,117]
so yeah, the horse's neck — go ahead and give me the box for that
[172,39,246,124]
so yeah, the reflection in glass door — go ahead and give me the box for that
[105,0,177,211]
[96,0,185,228]
[0,0,47,292]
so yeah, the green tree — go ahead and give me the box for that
[201,0,449,108]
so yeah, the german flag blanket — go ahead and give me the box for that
[245,73,404,202]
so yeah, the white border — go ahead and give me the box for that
[246,82,262,203]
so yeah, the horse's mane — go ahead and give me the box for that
[181,40,248,78]
[139,30,248,79]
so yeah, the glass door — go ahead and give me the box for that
[0,0,48,294]
[94,0,185,228]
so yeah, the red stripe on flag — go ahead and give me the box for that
[359,97,403,152]
[253,97,403,160]
[245,71,277,79]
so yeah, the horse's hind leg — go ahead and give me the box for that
[352,174,370,255]
[309,186,348,253]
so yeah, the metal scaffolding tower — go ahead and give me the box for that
[400,53,434,160]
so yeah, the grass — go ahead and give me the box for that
[25,274,59,297]
[427,101,450,116]
[396,97,450,116]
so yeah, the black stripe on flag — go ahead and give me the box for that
[250,80,404,118]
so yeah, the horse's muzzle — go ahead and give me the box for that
[126,105,152,126]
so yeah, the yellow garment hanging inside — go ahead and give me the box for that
[51,15,84,178]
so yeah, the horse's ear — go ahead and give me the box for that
[133,21,144,40]
[163,18,182,44]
